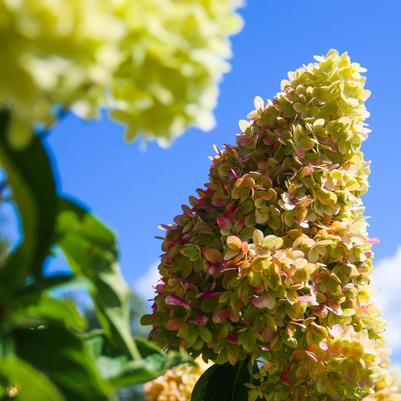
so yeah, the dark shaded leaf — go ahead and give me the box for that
[12,325,113,401]
[13,295,86,331]
[15,274,81,306]
[22,273,78,292]
[0,110,57,294]
[191,361,250,401]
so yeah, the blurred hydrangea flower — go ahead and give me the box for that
[142,50,401,400]
[144,358,210,401]
[0,0,242,147]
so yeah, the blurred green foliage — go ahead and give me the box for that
[84,290,150,401]
[0,111,189,400]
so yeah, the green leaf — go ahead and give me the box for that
[0,357,65,401]
[12,325,113,401]
[0,110,57,293]
[16,273,82,304]
[191,361,250,401]
[86,332,192,387]
[56,197,140,359]
[13,295,86,331]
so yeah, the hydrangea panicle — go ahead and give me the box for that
[142,50,401,400]
[144,358,210,401]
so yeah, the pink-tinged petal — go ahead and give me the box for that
[298,196,313,208]
[263,136,273,146]
[368,237,380,244]
[299,220,309,229]
[223,184,231,194]
[228,310,240,323]
[204,248,223,263]
[212,309,229,324]
[149,328,159,338]
[227,334,238,344]
[202,291,223,299]
[252,295,276,310]
[262,327,274,342]
[233,219,244,232]
[165,294,190,310]
[358,305,369,313]
[194,314,208,326]
[301,164,314,177]
[221,267,239,274]
[181,205,193,217]
[328,324,343,337]
[295,148,305,158]
[326,304,342,316]
[229,168,239,179]
[305,350,319,363]
[188,195,198,208]
[259,345,271,351]
[217,215,231,230]
[208,264,223,276]
[211,197,227,207]
[313,305,328,318]
[237,135,253,147]
[213,309,239,323]
[166,319,183,331]
[279,368,291,386]
[319,341,329,351]
[298,295,316,303]
[250,285,264,293]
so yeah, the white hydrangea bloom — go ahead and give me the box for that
[0,0,243,147]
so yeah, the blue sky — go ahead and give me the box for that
[5,1,401,358]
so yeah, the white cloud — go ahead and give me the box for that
[372,246,401,354]
[133,261,161,304]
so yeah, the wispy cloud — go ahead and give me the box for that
[133,261,161,304]
[372,246,401,356]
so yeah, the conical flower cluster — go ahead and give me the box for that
[142,50,400,400]
[144,358,210,401]
[0,0,242,147]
